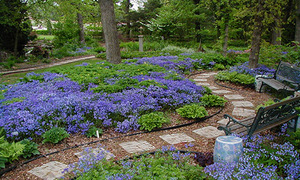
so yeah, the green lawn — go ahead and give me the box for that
[37,35,55,40]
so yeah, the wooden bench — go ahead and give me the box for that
[257,61,300,92]
[218,96,300,139]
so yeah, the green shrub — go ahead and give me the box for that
[213,63,226,70]
[42,127,69,144]
[215,71,255,85]
[161,45,195,54]
[93,46,106,53]
[201,94,227,107]
[85,126,103,138]
[176,104,208,119]
[0,136,25,168]
[138,112,170,131]
[202,86,212,94]
[287,129,300,151]
[20,139,40,158]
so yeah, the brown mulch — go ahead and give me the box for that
[1,71,274,180]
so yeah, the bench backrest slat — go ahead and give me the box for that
[275,61,300,84]
[248,96,300,137]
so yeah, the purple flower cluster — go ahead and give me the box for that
[204,133,300,179]
[0,56,206,139]
[229,62,276,77]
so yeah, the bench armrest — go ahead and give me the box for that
[223,114,251,127]
[218,114,251,135]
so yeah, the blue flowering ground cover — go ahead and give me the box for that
[62,127,300,179]
[0,56,217,141]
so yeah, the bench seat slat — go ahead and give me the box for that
[260,78,294,91]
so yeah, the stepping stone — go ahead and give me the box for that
[195,75,210,79]
[28,161,68,180]
[207,86,218,90]
[212,90,232,94]
[201,72,218,76]
[231,101,254,108]
[224,94,245,100]
[159,133,195,144]
[217,119,229,125]
[119,140,155,153]
[232,108,255,117]
[194,78,208,82]
[75,147,115,160]
[196,82,210,86]
[193,126,225,138]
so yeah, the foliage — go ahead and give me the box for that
[63,145,207,180]
[200,94,227,107]
[42,127,69,144]
[85,126,103,138]
[215,71,255,85]
[176,104,208,119]
[205,133,300,179]
[20,139,40,158]
[52,20,79,48]
[0,56,208,139]
[202,86,212,94]
[287,129,300,151]
[0,136,25,168]
[0,0,31,55]
[138,112,170,131]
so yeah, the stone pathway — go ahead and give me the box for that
[26,71,257,179]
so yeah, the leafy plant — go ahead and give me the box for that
[63,145,207,180]
[0,136,25,168]
[202,86,212,94]
[201,94,227,107]
[20,139,40,158]
[287,129,300,151]
[85,126,103,138]
[42,127,69,144]
[215,71,255,85]
[138,112,170,131]
[176,104,208,119]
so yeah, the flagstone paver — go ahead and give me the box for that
[75,147,115,160]
[28,161,68,180]
[196,82,210,86]
[232,108,255,117]
[194,78,208,82]
[207,86,218,90]
[231,101,254,108]
[159,133,195,144]
[193,126,225,138]
[201,72,218,76]
[195,75,210,78]
[224,94,245,100]
[119,140,156,153]
[217,119,229,125]
[212,90,232,94]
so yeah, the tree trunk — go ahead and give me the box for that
[125,0,131,39]
[295,0,300,42]
[222,22,229,56]
[249,1,264,69]
[99,0,121,64]
[271,17,281,45]
[77,13,85,44]
[14,27,19,56]
[193,0,201,42]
